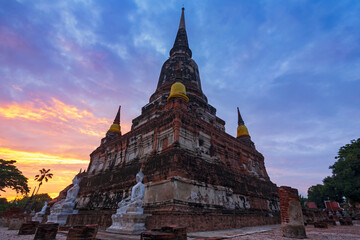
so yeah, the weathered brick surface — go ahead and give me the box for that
[278,186,306,238]
[66,224,98,240]
[18,221,39,235]
[141,226,187,240]
[34,223,59,240]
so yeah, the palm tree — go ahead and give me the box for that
[34,168,53,195]
[24,168,53,212]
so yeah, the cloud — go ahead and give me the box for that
[0,147,88,165]
[0,98,109,137]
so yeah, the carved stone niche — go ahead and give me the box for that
[115,149,125,166]
[179,127,195,151]
[126,135,141,163]
[157,128,174,153]
[142,131,154,156]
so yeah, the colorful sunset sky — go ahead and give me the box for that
[1,0,359,200]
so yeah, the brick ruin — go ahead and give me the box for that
[279,186,306,238]
[67,8,280,231]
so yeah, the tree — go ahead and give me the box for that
[0,159,29,196]
[307,184,326,208]
[24,168,53,212]
[1,194,52,212]
[326,138,360,204]
[32,193,52,212]
[34,168,53,195]
[299,194,308,209]
[0,197,8,212]
[322,176,344,203]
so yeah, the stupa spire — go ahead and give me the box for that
[113,106,121,124]
[237,107,244,126]
[170,8,192,58]
[237,107,249,137]
[179,7,186,29]
[107,106,121,135]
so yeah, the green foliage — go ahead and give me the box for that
[307,184,326,208]
[326,138,360,203]
[30,193,52,212]
[0,198,8,212]
[0,194,52,212]
[308,138,360,206]
[0,159,29,196]
[322,176,344,203]
[299,194,308,209]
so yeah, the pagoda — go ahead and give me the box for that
[68,8,280,231]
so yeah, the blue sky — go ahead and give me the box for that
[0,0,359,198]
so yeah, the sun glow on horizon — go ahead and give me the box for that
[0,147,89,200]
[0,147,89,165]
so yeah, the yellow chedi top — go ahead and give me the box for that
[236,107,249,137]
[107,106,121,135]
[108,123,121,134]
[237,125,249,137]
[167,82,189,102]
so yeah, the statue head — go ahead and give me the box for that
[136,169,144,183]
[72,176,80,185]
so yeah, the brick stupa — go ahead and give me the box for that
[67,8,280,231]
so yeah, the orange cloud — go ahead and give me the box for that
[0,147,89,165]
[0,98,132,201]
[0,98,109,137]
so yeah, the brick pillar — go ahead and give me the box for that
[278,186,306,239]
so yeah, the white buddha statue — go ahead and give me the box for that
[116,169,145,216]
[47,175,82,225]
[33,201,48,222]
[39,201,48,215]
[107,169,148,234]
[62,176,81,211]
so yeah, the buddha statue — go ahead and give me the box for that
[47,175,82,225]
[62,176,81,211]
[116,169,145,216]
[107,169,148,234]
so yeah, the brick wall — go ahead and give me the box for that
[278,186,306,238]
[279,186,300,224]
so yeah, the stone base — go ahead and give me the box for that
[106,213,149,235]
[282,225,306,239]
[68,207,280,232]
[47,213,72,226]
[32,215,44,223]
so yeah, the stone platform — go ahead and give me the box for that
[1,221,360,240]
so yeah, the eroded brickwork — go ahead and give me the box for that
[279,186,306,238]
